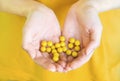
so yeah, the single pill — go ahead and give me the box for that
[40,46,46,52]
[62,47,67,52]
[68,43,74,49]
[55,43,60,48]
[72,51,78,57]
[52,49,57,53]
[69,38,75,43]
[66,50,72,55]
[60,42,66,47]
[57,47,63,53]
[74,46,80,51]
[75,40,80,46]
[47,41,53,47]
[60,36,65,42]
[51,45,55,49]
[53,56,59,62]
[46,47,51,53]
[41,41,47,46]
[53,53,59,57]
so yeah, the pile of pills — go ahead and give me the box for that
[40,36,81,62]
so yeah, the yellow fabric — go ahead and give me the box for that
[0,0,120,81]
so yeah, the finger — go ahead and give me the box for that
[42,52,51,58]
[58,53,67,68]
[23,43,56,72]
[66,26,102,70]
[67,24,102,70]
[55,63,64,72]
[22,29,42,59]
[67,56,74,62]
[23,43,42,59]
[65,63,72,72]
[34,56,56,72]
[66,50,94,70]
[85,27,102,55]
[66,8,103,70]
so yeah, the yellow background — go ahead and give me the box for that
[0,0,120,81]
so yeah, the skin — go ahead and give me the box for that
[63,0,120,71]
[0,0,120,72]
[0,0,65,72]
[23,9,65,72]
[63,1,103,71]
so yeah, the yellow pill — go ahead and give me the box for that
[60,36,65,42]
[40,47,46,52]
[51,45,55,49]
[41,41,47,46]
[53,56,59,62]
[72,51,78,57]
[62,47,67,52]
[47,41,53,47]
[66,50,72,55]
[60,42,66,47]
[69,38,75,43]
[55,43,60,48]
[46,47,51,53]
[68,43,74,49]
[74,46,80,51]
[57,47,63,53]
[52,49,57,54]
[75,40,80,46]
[53,53,59,57]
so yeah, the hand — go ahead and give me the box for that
[62,1,103,71]
[22,4,66,72]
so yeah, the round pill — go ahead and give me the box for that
[60,36,65,42]
[66,50,72,55]
[41,41,47,46]
[40,46,46,52]
[68,43,74,49]
[52,49,57,54]
[55,43,60,48]
[60,42,66,47]
[57,47,63,53]
[72,51,78,57]
[51,45,55,49]
[69,38,75,43]
[62,47,67,52]
[53,53,59,57]
[47,41,53,47]
[46,47,51,53]
[53,56,59,62]
[74,46,80,51]
[75,40,80,46]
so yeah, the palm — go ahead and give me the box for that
[63,1,102,71]
[23,10,64,72]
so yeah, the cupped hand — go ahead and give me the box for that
[62,1,103,71]
[22,4,66,72]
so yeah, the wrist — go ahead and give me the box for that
[27,3,53,18]
[76,0,99,12]
[77,0,120,12]
[0,0,52,17]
